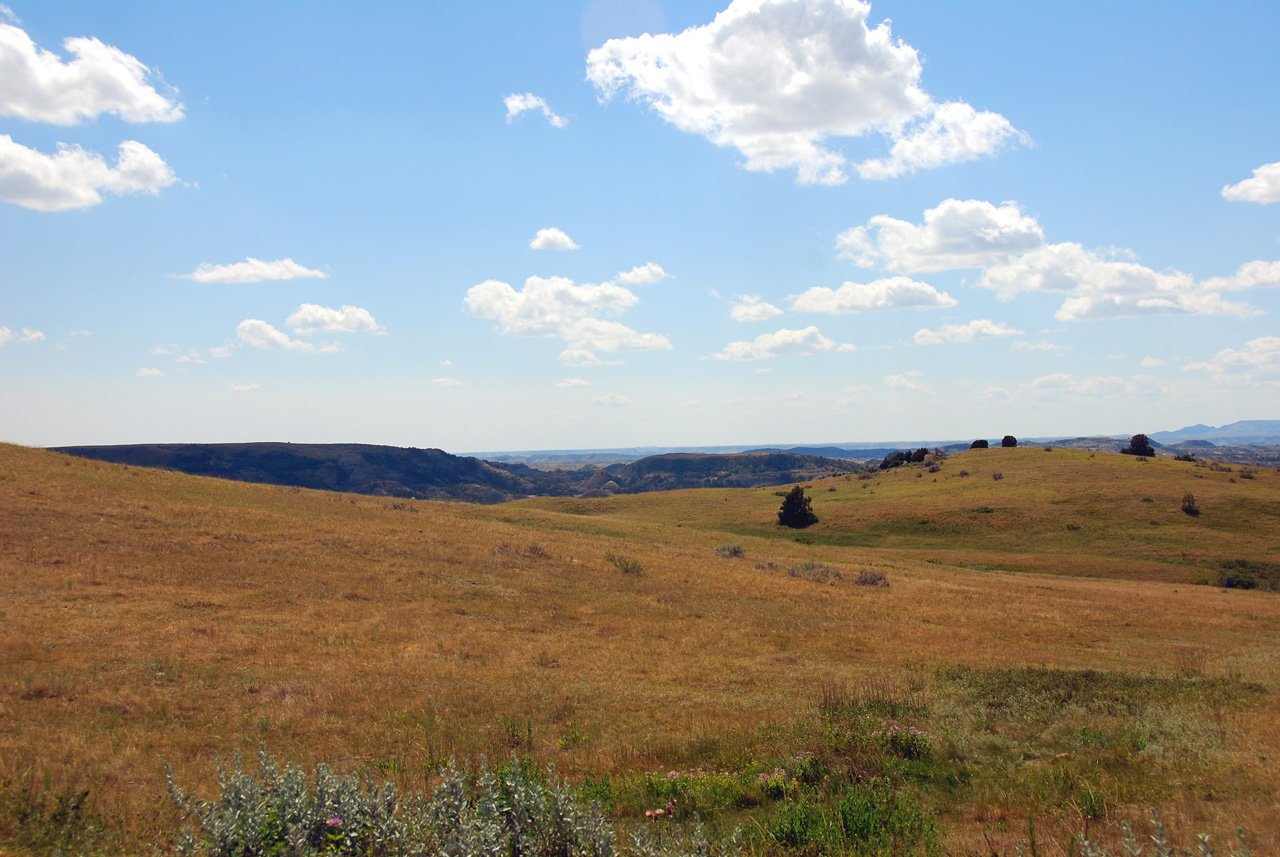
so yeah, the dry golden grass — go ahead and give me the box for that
[1,443,1278,853]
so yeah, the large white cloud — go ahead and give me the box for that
[1199,260,1280,292]
[0,135,176,211]
[1221,162,1280,204]
[586,0,1024,185]
[0,22,183,125]
[713,325,843,360]
[854,100,1027,180]
[791,276,956,313]
[850,198,1280,321]
[838,199,1045,272]
[464,275,670,365]
[914,318,1023,345]
[286,304,382,334]
[182,258,327,284]
[0,327,10,346]
[529,227,579,251]
[504,93,567,128]
[730,295,783,321]
[978,243,1263,321]
[1184,336,1280,385]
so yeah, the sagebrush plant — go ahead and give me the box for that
[167,751,725,857]
[1066,809,1252,857]
[713,542,745,559]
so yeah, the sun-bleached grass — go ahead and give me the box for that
[1,444,1278,853]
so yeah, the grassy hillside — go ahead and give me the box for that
[1,443,1277,854]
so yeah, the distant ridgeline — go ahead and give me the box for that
[50,443,856,504]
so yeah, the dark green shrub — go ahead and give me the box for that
[834,779,937,855]
[1122,433,1156,456]
[1001,435,1018,448]
[970,439,989,449]
[766,798,820,849]
[777,485,818,528]
[1181,493,1200,517]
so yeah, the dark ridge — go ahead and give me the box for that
[50,443,860,503]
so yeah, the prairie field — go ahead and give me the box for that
[1,442,1278,855]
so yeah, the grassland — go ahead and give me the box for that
[1,443,1278,854]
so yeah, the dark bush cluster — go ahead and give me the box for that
[777,485,818,528]
[1001,435,1018,448]
[879,447,928,470]
[1122,433,1156,457]
[970,439,989,449]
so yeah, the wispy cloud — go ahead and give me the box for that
[181,258,326,284]
[504,93,567,128]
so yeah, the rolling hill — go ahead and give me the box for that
[50,443,857,502]
[2,442,1277,854]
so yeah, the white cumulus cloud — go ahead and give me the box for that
[0,135,176,211]
[555,377,592,388]
[136,367,164,377]
[464,275,670,365]
[714,325,839,360]
[182,257,327,284]
[529,227,579,250]
[431,377,463,386]
[616,262,668,284]
[978,243,1263,321]
[1139,355,1165,367]
[286,304,381,334]
[236,319,315,352]
[0,327,10,346]
[0,21,184,125]
[914,319,1023,345]
[229,383,261,392]
[791,276,956,313]
[504,92,567,128]
[18,327,44,342]
[1222,162,1280,204]
[1184,336,1280,385]
[838,198,1045,272]
[586,0,1024,185]
[592,392,633,406]
[730,295,783,321]
[1199,260,1280,292]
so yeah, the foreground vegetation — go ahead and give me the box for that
[1,443,1278,854]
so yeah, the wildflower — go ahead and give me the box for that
[326,817,342,827]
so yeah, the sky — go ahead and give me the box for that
[2,0,1279,452]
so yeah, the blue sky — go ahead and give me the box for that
[2,1,1278,451]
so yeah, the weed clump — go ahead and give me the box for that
[714,542,745,559]
[787,560,842,584]
[167,752,642,857]
[605,551,643,574]
[855,569,889,587]
[1181,492,1200,517]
